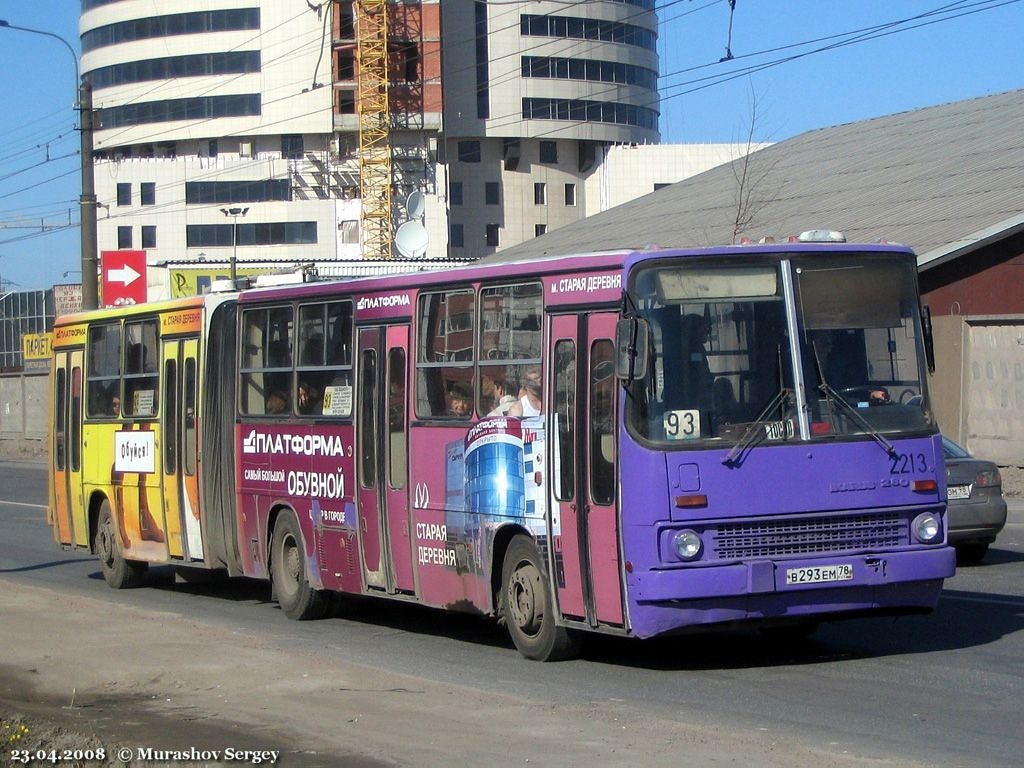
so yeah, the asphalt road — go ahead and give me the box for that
[2,459,1023,767]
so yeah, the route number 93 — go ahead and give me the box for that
[664,409,700,440]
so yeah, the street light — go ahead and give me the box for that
[220,207,249,283]
[1,19,98,310]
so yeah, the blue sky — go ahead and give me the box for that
[0,0,1021,291]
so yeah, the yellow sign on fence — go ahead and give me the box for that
[22,331,53,370]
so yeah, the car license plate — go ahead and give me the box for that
[948,485,971,500]
[785,563,854,585]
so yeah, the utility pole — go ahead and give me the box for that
[80,79,98,310]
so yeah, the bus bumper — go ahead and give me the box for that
[625,546,956,638]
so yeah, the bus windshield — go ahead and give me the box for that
[625,253,935,447]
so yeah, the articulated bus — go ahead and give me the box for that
[48,238,955,660]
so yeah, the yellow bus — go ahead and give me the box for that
[48,293,237,587]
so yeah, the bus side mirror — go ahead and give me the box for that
[921,304,935,373]
[615,317,649,382]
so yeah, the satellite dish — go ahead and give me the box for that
[395,220,429,258]
[405,190,425,219]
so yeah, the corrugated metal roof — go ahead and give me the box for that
[498,89,1024,271]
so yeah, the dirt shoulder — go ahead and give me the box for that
[1,580,931,768]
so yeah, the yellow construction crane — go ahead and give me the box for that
[355,0,393,259]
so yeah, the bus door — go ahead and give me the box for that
[52,349,85,547]
[356,325,415,594]
[160,337,204,562]
[548,313,624,628]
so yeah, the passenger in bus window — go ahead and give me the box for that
[110,395,121,416]
[486,375,519,417]
[517,366,542,416]
[446,383,473,418]
[297,382,321,414]
[266,390,289,414]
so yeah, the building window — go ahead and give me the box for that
[117,226,132,249]
[475,1,490,119]
[82,8,261,53]
[519,14,656,51]
[141,225,156,249]
[186,221,318,248]
[186,180,291,204]
[339,220,359,245]
[485,182,500,205]
[336,50,355,80]
[96,94,261,130]
[450,223,464,248]
[564,183,576,207]
[534,183,546,205]
[539,140,558,164]
[239,139,254,157]
[458,140,481,163]
[521,56,658,92]
[485,224,500,247]
[208,139,218,157]
[337,90,356,114]
[140,182,155,206]
[535,224,547,237]
[450,182,463,206]
[282,134,304,159]
[90,50,262,90]
[393,41,419,82]
[116,183,131,206]
[523,97,658,131]
[338,3,355,37]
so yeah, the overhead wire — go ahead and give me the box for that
[2,0,1019,247]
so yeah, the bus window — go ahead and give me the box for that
[124,318,159,417]
[54,368,67,471]
[297,300,353,417]
[478,283,543,417]
[184,357,197,475]
[553,340,576,501]
[71,366,82,471]
[387,347,407,488]
[359,348,378,487]
[240,306,294,415]
[86,322,121,418]
[590,340,616,505]
[416,289,475,418]
[163,358,178,474]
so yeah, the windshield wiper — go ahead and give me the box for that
[811,338,896,457]
[818,381,896,457]
[722,387,793,466]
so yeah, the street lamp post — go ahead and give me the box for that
[220,207,249,283]
[0,19,99,310]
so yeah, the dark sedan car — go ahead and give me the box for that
[943,436,1007,564]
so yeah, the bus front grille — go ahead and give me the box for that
[710,513,907,560]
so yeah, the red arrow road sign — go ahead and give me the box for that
[101,250,147,306]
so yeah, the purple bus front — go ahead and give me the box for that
[616,243,956,638]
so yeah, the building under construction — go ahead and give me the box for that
[80,0,664,291]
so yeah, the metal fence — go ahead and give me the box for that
[0,289,54,371]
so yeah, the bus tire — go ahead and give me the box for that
[95,500,146,589]
[271,511,328,620]
[501,535,580,661]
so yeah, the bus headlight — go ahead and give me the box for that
[911,513,942,544]
[673,530,703,561]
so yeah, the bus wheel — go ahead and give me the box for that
[501,535,580,661]
[271,511,328,620]
[95,500,145,589]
